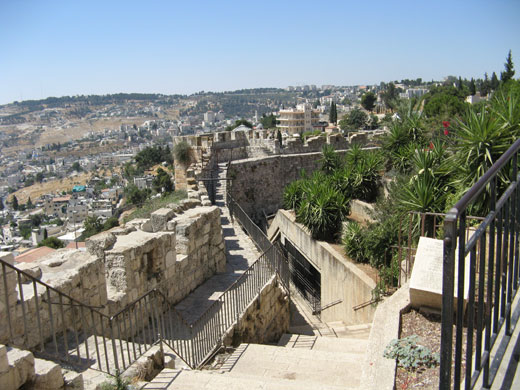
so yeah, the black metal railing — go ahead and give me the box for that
[0,259,176,375]
[440,137,520,389]
[226,193,273,254]
[395,211,484,286]
[1,191,290,374]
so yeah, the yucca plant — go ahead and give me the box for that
[296,179,349,241]
[342,221,368,263]
[319,144,343,175]
[283,179,305,210]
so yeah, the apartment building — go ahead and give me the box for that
[278,103,320,135]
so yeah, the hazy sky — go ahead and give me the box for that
[1,0,519,104]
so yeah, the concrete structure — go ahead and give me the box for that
[278,103,320,135]
[268,210,376,325]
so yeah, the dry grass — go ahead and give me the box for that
[10,172,93,204]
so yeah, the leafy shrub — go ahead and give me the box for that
[295,177,349,241]
[384,335,440,371]
[283,179,306,210]
[173,140,192,165]
[319,144,342,175]
[342,221,367,262]
[38,237,65,249]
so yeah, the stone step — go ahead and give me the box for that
[278,333,368,354]
[2,346,35,390]
[226,343,364,387]
[143,368,357,390]
[33,358,65,390]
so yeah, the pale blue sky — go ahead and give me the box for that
[1,0,519,104]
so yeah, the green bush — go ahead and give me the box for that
[384,335,440,371]
[282,179,306,210]
[173,140,192,165]
[295,178,349,241]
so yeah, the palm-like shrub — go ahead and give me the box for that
[342,221,367,262]
[296,178,349,241]
[283,179,306,210]
[319,145,342,175]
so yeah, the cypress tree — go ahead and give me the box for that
[469,78,476,95]
[490,72,500,90]
[501,50,515,82]
[11,195,18,211]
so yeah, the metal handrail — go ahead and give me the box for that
[1,171,290,374]
[440,138,520,389]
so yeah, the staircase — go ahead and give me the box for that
[143,322,371,390]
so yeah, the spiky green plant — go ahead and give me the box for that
[296,178,349,241]
[319,144,343,175]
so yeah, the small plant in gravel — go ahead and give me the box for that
[100,370,131,390]
[383,335,440,371]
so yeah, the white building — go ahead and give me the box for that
[278,103,320,135]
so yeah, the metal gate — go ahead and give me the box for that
[281,239,321,316]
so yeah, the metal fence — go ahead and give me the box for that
[1,191,290,374]
[440,137,520,389]
[0,259,169,375]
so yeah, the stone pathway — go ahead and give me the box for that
[174,163,261,324]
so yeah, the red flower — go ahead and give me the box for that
[442,121,450,128]
[429,142,434,150]
[444,129,449,136]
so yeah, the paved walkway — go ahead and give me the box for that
[175,163,261,324]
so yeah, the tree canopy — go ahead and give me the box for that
[361,92,377,111]
[501,50,515,83]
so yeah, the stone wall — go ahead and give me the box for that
[223,276,290,347]
[87,205,226,312]
[268,210,376,325]
[0,194,226,352]
[227,151,346,221]
[0,249,107,348]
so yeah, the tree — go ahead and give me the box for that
[43,228,48,240]
[382,83,398,110]
[313,99,320,108]
[276,129,283,148]
[260,114,277,129]
[490,72,500,90]
[0,198,4,212]
[361,92,376,111]
[480,73,491,96]
[38,237,65,249]
[82,216,103,238]
[72,162,82,172]
[501,50,515,82]
[153,168,173,194]
[11,195,18,211]
[469,78,476,96]
[26,197,33,209]
[36,172,44,183]
[329,102,337,124]
[339,108,368,131]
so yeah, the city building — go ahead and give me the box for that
[278,103,320,135]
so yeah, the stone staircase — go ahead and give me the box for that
[0,344,83,390]
[142,322,371,390]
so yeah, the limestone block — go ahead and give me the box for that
[86,232,116,258]
[7,347,35,389]
[150,208,176,233]
[0,345,8,374]
[409,237,469,311]
[32,358,64,390]
[63,370,83,390]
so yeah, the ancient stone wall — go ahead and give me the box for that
[227,151,347,221]
[0,249,107,348]
[223,276,290,347]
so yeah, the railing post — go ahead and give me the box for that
[440,214,457,389]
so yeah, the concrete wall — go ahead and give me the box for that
[268,210,376,325]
